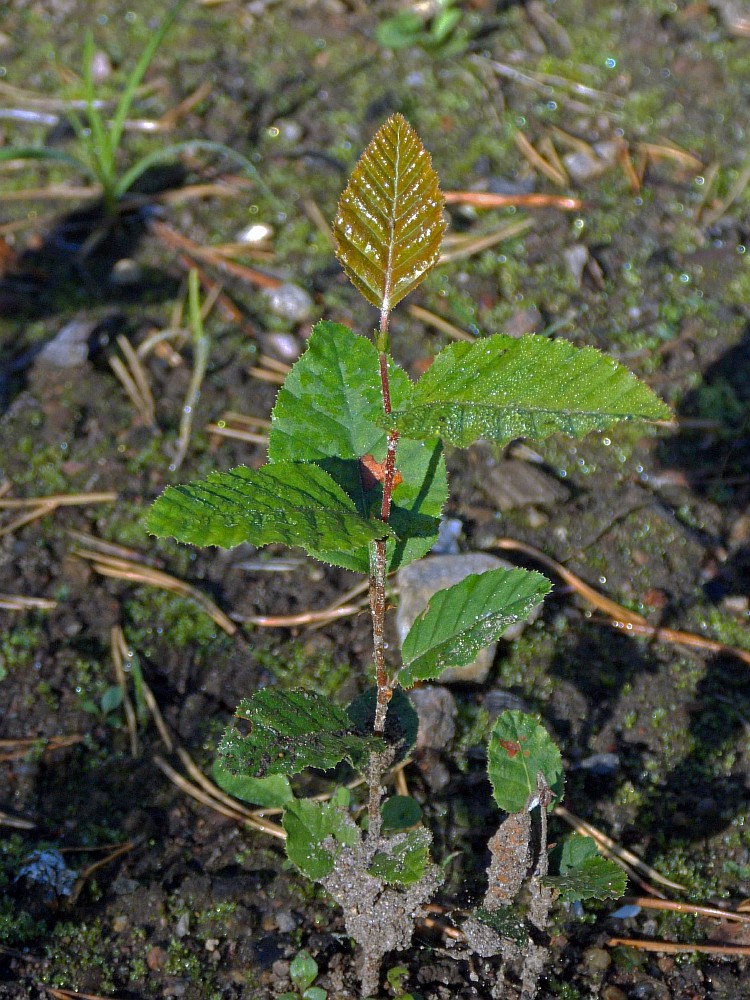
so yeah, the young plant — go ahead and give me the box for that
[0,0,264,215]
[147,115,669,994]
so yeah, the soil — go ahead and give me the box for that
[1,1,750,998]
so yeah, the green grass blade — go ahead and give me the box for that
[0,147,91,174]
[81,28,112,188]
[108,0,188,160]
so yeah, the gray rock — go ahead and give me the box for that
[431,517,462,555]
[563,244,590,287]
[263,282,312,323]
[409,685,457,750]
[35,318,95,368]
[478,458,569,512]
[396,553,539,684]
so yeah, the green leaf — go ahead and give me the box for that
[550,833,599,875]
[289,949,318,992]
[212,758,293,808]
[544,856,627,902]
[487,711,564,813]
[303,989,328,1000]
[346,686,419,763]
[100,685,124,714]
[284,791,358,880]
[269,322,447,572]
[375,12,425,49]
[381,795,422,832]
[472,906,528,947]
[218,689,383,779]
[398,568,550,688]
[367,828,431,886]
[385,335,672,448]
[146,462,392,568]
[333,113,445,313]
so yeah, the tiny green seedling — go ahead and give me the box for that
[148,115,667,994]
[278,948,327,1000]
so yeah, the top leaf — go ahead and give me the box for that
[333,113,445,314]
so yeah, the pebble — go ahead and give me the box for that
[602,988,627,1000]
[409,685,457,750]
[563,140,620,183]
[573,752,620,777]
[396,553,538,683]
[237,222,273,244]
[563,244,590,287]
[263,282,313,323]
[581,946,611,972]
[484,689,531,719]
[478,458,569,512]
[35,318,96,368]
[109,257,143,288]
[431,517,463,555]
[261,331,303,363]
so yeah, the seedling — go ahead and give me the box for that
[279,948,327,1000]
[148,115,668,994]
[0,0,265,216]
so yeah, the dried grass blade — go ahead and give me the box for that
[0,503,59,539]
[111,626,138,757]
[0,493,116,509]
[514,131,567,186]
[74,549,236,635]
[116,335,156,428]
[606,937,750,956]
[0,593,57,611]
[605,619,750,667]
[407,304,474,342]
[444,191,584,210]
[623,896,750,924]
[439,219,534,264]
[206,424,269,446]
[0,809,35,830]
[153,755,285,839]
[242,605,361,627]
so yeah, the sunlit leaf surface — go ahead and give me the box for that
[333,113,445,313]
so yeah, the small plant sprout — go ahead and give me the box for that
[148,115,669,994]
[0,0,268,216]
[279,948,327,1000]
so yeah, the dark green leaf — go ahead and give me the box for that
[333,114,445,313]
[284,789,358,880]
[551,833,599,875]
[398,568,550,688]
[545,856,627,902]
[381,795,422,832]
[146,462,392,567]
[269,322,447,572]
[346,686,419,763]
[367,828,431,885]
[487,711,564,813]
[385,335,672,448]
[218,689,383,779]
[472,906,528,947]
[100,686,124,714]
[212,758,293,808]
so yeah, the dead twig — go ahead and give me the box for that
[72,548,236,635]
[0,809,35,830]
[439,219,534,264]
[604,618,750,668]
[622,895,750,925]
[0,593,57,611]
[111,627,139,758]
[109,334,157,430]
[407,304,475,342]
[0,734,83,763]
[514,131,567,187]
[607,937,750,956]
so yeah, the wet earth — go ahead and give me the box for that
[1,1,750,997]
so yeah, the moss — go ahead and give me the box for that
[0,620,44,675]
[124,590,234,655]
[42,919,116,992]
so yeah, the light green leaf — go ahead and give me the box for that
[375,12,425,49]
[367,828,432,885]
[146,462,392,567]
[289,949,318,992]
[284,792,358,880]
[487,711,564,813]
[398,568,551,688]
[212,758,293,808]
[545,856,627,902]
[333,113,445,313]
[385,335,671,448]
[218,689,383,779]
[553,833,599,875]
[269,322,447,572]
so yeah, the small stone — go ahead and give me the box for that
[91,49,112,83]
[204,937,219,952]
[581,946,611,972]
[35,319,95,368]
[263,282,312,323]
[261,331,303,363]
[109,258,142,288]
[563,140,619,183]
[396,553,538,683]
[484,689,531,719]
[504,306,542,338]
[112,915,129,933]
[175,912,190,938]
[431,517,463,555]
[111,876,140,896]
[237,222,273,244]
[574,752,620,777]
[563,244,589,287]
[275,908,297,932]
[602,988,627,1000]
[477,458,569,512]
[409,686,457,750]
[147,945,168,971]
